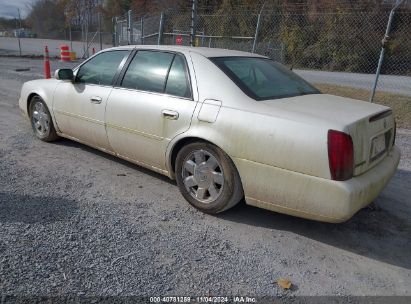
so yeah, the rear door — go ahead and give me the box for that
[105,50,197,171]
[53,50,130,150]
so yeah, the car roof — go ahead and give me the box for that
[105,45,266,58]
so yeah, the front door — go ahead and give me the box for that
[105,50,197,171]
[53,50,130,151]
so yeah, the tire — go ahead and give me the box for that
[29,96,59,142]
[175,142,243,214]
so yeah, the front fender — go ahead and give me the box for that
[19,79,60,127]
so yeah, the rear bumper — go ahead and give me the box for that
[234,146,401,223]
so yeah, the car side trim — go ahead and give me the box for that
[54,109,165,141]
[54,109,105,126]
[105,123,164,141]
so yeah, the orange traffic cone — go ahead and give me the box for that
[44,46,51,79]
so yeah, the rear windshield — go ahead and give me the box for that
[211,57,320,101]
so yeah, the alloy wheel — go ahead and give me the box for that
[181,149,225,203]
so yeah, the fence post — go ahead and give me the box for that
[128,10,133,45]
[190,0,198,47]
[141,16,144,45]
[69,22,73,51]
[157,12,164,45]
[84,22,89,58]
[252,12,262,53]
[112,17,116,47]
[16,9,22,56]
[98,12,102,50]
[369,0,404,102]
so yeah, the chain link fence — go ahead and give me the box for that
[107,6,410,126]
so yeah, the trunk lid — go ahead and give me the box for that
[262,94,395,176]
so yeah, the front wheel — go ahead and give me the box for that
[29,96,59,142]
[175,142,243,214]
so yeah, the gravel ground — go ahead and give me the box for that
[0,57,410,298]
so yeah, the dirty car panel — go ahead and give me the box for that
[19,45,400,223]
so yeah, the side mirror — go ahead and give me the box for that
[55,69,74,81]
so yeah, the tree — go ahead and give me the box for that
[26,0,66,38]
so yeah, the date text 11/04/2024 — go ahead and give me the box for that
[149,296,257,303]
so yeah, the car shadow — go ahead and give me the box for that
[0,192,78,224]
[50,138,411,269]
[218,169,411,270]
[52,138,175,185]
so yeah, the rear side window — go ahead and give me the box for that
[165,55,191,98]
[76,51,130,86]
[122,51,174,93]
[121,50,191,98]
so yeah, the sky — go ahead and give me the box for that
[0,0,32,19]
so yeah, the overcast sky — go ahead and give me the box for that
[0,0,32,19]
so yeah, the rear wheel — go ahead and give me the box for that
[29,96,59,142]
[175,142,243,214]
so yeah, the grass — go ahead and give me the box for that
[315,83,411,129]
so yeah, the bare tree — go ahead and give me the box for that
[26,0,66,38]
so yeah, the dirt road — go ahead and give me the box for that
[0,57,410,298]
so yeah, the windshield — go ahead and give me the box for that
[211,57,320,101]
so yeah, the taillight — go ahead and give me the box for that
[328,130,354,181]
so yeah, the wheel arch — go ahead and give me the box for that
[26,92,59,133]
[168,136,214,179]
[167,135,240,182]
[27,93,41,116]
[170,135,245,213]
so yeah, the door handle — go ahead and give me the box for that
[90,96,102,104]
[162,110,179,120]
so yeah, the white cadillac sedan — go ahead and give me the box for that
[19,46,400,223]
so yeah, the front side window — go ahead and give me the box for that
[211,57,320,100]
[121,51,191,98]
[76,51,130,86]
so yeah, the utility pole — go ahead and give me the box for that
[17,9,22,56]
